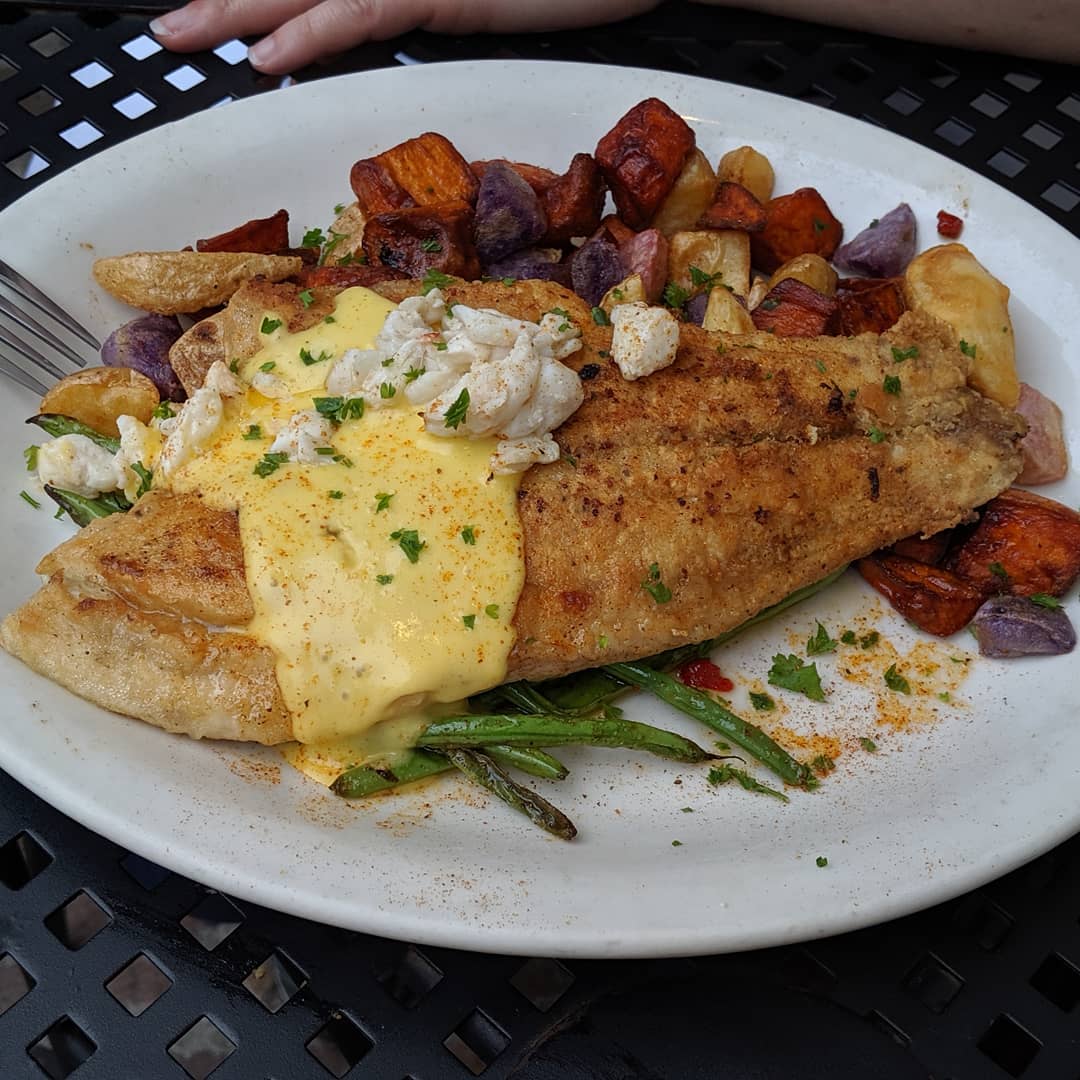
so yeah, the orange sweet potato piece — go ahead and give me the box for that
[698,181,767,232]
[750,277,838,337]
[361,201,480,280]
[858,554,986,636]
[594,98,695,229]
[542,153,606,245]
[837,278,907,335]
[599,214,636,248]
[292,264,407,289]
[750,188,844,274]
[349,158,417,216]
[889,529,953,565]
[944,488,1080,598]
[471,159,558,195]
[196,209,290,254]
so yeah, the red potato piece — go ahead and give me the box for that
[361,201,481,280]
[858,554,986,636]
[698,182,767,232]
[750,188,844,274]
[619,229,669,304]
[594,98,696,229]
[750,277,838,337]
[945,488,1080,598]
[196,209,290,254]
[292,264,407,289]
[1016,383,1068,485]
[837,278,907,335]
[541,153,606,245]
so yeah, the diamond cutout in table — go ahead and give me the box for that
[798,84,835,108]
[243,950,308,1013]
[0,56,18,83]
[884,88,922,116]
[510,957,575,1013]
[377,945,444,1009]
[45,890,112,950]
[834,57,871,84]
[28,1016,97,1079]
[1029,951,1080,1012]
[747,55,785,84]
[210,96,236,109]
[113,91,156,120]
[1004,72,1042,92]
[214,39,248,65]
[106,953,173,1016]
[977,1014,1041,1077]
[4,148,49,180]
[864,1009,909,1048]
[902,952,964,1013]
[971,91,1009,118]
[60,121,103,151]
[18,88,62,117]
[29,30,71,58]
[121,33,162,60]
[988,147,1029,178]
[935,118,974,146]
[1023,122,1062,150]
[168,1017,236,1080]
[1057,93,1080,121]
[922,60,958,88]
[70,61,112,89]
[0,952,35,1016]
[444,1008,511,1075]
[0,829,52,889]
[180,892,244,951]
[164,64,206,92]
[953,894,1014,950]
[120,851,171,891]
[1042,181,1079,212]
[306,1012,374,1077]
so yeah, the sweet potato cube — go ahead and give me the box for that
[196,209,290,254]
[944,488,1080,598]
[750,277,838,337]
[594,98,695,229]
[858,554,985,637]
[361,201,480,280]
[542,153,606,245]
[349,158,417,216]
[599,214,636,248]
[471,159,558,195]
[750,187,844,274]
[837,278,907,335]
[698,182,767,232]
[377,131,478,207]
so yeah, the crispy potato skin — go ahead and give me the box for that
[196,209,290,254]
[40,366,159,437]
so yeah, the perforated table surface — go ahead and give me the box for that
[1,4,1079,1078]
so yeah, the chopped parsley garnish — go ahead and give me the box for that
[859,736,877,752]
[318,230,348,264]
[332,452,353,467]
[814,359,826,374]
[19,490,40,509]
[768,653,825,702]
[760,298,780,311]
[131,461,154,498]
[259,360,277,373]
[989,561,1009,581]
[435,341,449,351]
[23,445,38,471]
[858,631,879,650]
[461,525,476,545]
[811,754,835,774]
[848,388,858,399]
[959,339,977,358]
[891,345,918,362]
[337,251,364,267]
[689,265,724,289]
[376,574,394,585]
[443,387,470,430]
[328,490,344,500]
[152,401,176,420]
[379,382,396,399]
[671,840,683,847]
[641,562,672,604]
[374,492,394,513]
[869,218,879,228]
[462,614,476,629]
[298,289,315,308]
[840,630,857,645]
[301,227,325,248]
[681,806,694,813]
[260,317,282,334]
[420,237,443,253]
[254,451,289,477]
[707,764,789,802]
[485,603,500,620]
[816,856,828,868]
[806,621,837,655]
[390,528,426,563]
[229,358,240,374]
[242,424,263,440]
[749,691,775,712]
[591,306,611,326]
[421,268,455,294]
[1031,593,1063,610]
[883,663,911,694]
[300,347,332,366]
[663,282,690,308]
[598,634,609,649]
[561,452,578,468]
[382,357,395,367]
[812,217,827,233]
[314,396,364,424]
[597,349,611,358]
[867,426,885,444]
[883,374,902,395]
[333,203,346,215]
[501,276,515,287]
[938,691,951,702]
[324,315,336,324]
[546,307,570,320]
[404,367,426,383]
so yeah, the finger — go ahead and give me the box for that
[149,0,320,52]
[247,0,439,73]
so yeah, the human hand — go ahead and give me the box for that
[150,0,662,75]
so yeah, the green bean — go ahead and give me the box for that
[28,414,120,453]
[487,746,568,780]
[444,748,577,840]
[604,662,817,790]
[419,713,713,763]
[43,486,131,528]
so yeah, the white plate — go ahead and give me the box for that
[1,61,1077,958]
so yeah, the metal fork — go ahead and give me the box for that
[0,257,100,396]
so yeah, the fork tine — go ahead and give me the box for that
[0,324,70,383]
[0,350,49,396]
[0,295,90,368]
[0,257,101,350]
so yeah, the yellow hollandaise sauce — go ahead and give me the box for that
[164,287,526,757]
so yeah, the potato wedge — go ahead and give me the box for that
[903,243,1018,407]
[599,273,647,314]
[650,148,717,236]
[750,188,843,274]
[40,366,159,437]
[93,251,302,315]
[701,287,754,333]
[767,253,837,296]
[716,145,775,204]
[667,230,750,297]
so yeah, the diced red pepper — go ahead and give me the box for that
[936,210,964,239]
[676,659,735,693]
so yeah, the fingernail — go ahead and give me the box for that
[247,36,278,69]
[148,9,192,37]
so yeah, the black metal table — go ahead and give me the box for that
[1,4,1079,1077]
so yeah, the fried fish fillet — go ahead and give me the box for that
[1,281,1024,742]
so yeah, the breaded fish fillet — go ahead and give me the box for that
[0,281,1024,742]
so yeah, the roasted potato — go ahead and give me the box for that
[361,201,480,280]
[701,286,755,333]
[698,181,767,232]
[903,243,1018,407]
[101,314,185,401]
[750,188,843,274]
[837,278,907,335]
[750,278,838,337]
[619,229,669,304]
[541,153,606,245]
[889,529,953,565]
[716,145,775,204]
[475,161,548,264]
[650,148,717,236]
[766,253,837,297]
[471,159,558,194]
[599,273,647,314]
[195,209,290,254]
[833,203,917,278]
[1015,383,1068,485]
[571,234,624,307]
[40,366,159,437]
[93,251,302,315]
[667,230,751,297]
[325,202,367,264]
[292,264,407,290]
[858,554,985,637]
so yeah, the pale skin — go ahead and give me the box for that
[150,0,1080,74]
